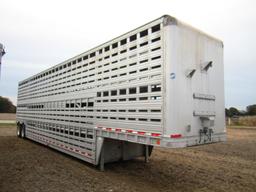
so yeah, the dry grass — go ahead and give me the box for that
[228,116,256,127]
[0,113,16,120]
[0,123,16,128]
[238,116,256,126]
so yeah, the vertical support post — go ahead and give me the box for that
[121,141,125,161]
[100,144,104,171]
[145,145,149,163]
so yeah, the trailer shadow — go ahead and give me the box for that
[25,137,192,191]
[104,155,195,191]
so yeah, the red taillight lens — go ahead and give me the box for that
[170,134,182,138]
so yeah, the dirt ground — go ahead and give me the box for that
[0,126,255,192]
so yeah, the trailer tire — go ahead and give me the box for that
[21,124,26,139]
[17,123,21,137]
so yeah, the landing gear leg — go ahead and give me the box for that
[145,145,149,163]
[100,144,104,171]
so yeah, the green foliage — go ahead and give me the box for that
[225,108,231,117]
[228,107,240,117]
[246,105,256,116]
[226,104,256,117]
[0,96,16,113]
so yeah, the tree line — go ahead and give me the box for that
[0,96,16,113]
[226,104,256,117]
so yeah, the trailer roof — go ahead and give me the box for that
[19,15,223,85]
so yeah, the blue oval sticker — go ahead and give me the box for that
[170,73,176,79]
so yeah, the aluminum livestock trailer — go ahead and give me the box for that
[16,15,226,170]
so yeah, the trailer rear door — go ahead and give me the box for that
[163,19,225,147]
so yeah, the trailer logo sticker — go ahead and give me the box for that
[170,73,176,79]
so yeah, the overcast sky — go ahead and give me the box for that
[0,0,255,109]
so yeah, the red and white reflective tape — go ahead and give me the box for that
[95,126,162,137]
[31,133,92,158]
[151,133,161,137]
[137,131,146,135]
